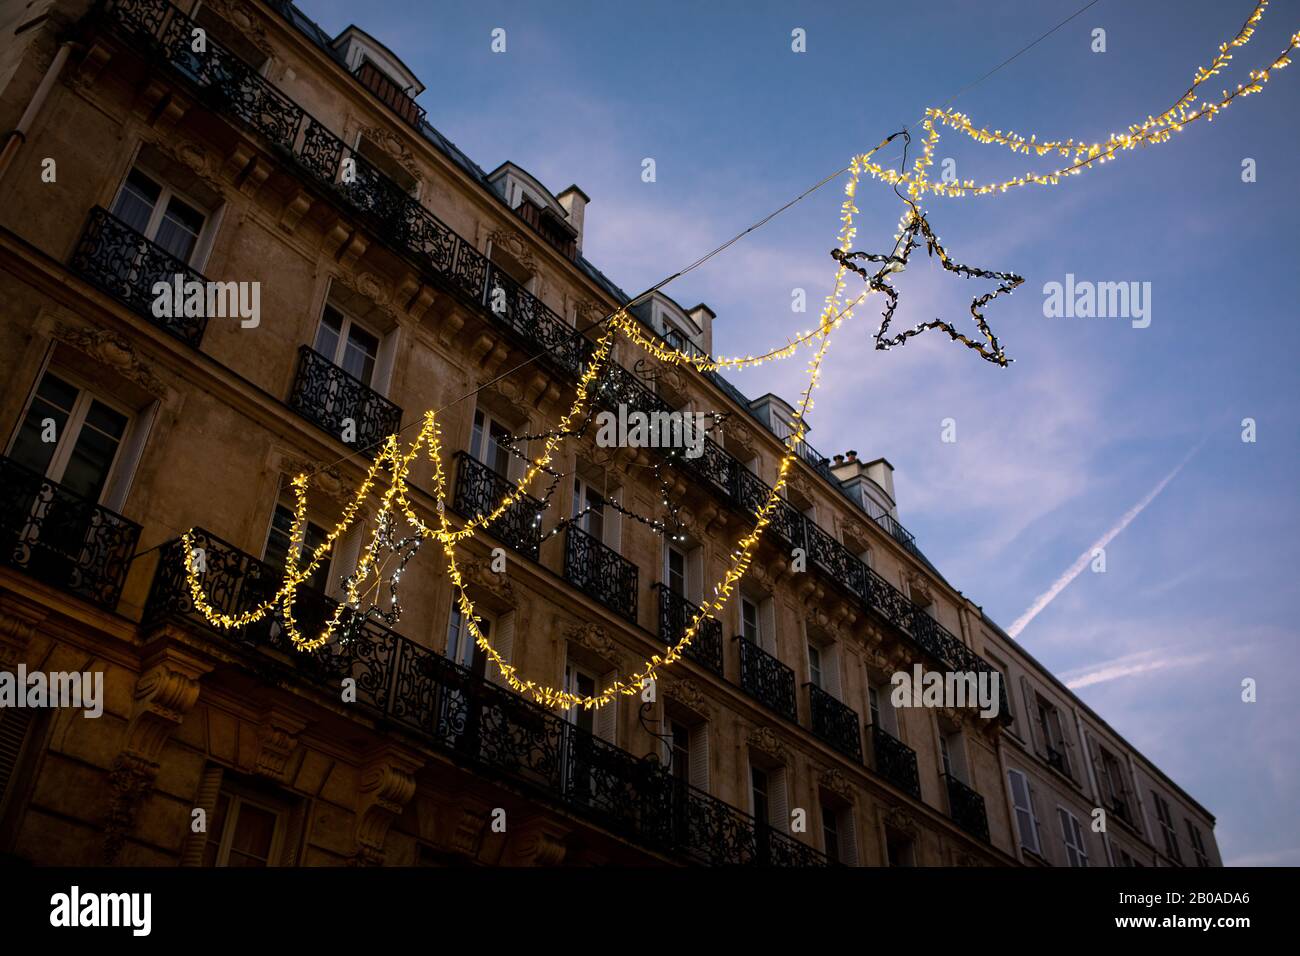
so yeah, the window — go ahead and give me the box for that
[885,828,915,867]
[1007,769,1041,855]
[740,592,775,653]
[1097,746,1132,822]
[1057,807,1089,867]
[663,714,709,791]
[1152,792,1182,864]
[446,605,491,677]
[8,370,130,504]
[111,168,207,263]
[939,729,967,783]
[572,477,606,542]
[1116,847,1143,867]
[1035,695,1072,776]
[202,791,284,867]
[750,766,769,826]
[1185,820,1210,867]
[564,662,599,736]
[821,801,840,864]
[741,596,760,645]
[867,682,899,736]
[819,801,857,865]
[264,503,331,593]
[313,304,380,387]
[471,409,514,478]
[665,544,687,597]
[807,644,823,689]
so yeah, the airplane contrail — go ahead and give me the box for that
[1006,439,1207,639]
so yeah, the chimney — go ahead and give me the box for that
[687,303,717,353]
[557,185,589,253]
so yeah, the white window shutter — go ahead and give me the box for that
[760,599,777,654]
[825,645,842,698]
[374,324,400,396]
[687,547,703,603]
[328,520,365,600]
[1028,782,1045,854]
[595,670,617,743]
[769,766,789,832]
[689,722,710,792]
[489,612,515,685]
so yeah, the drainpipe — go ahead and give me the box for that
[0,40,78,182]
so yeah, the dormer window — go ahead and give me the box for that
[332,27,427,130]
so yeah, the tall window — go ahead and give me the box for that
[939,729,967,783]
[202,791,283,867]
[1185,820,1210,867]
[313,305,380,386]
[572,477,606,541]
[1057,807,1089,867]
[264,503,331,593]
[1097,746,1131,821]
[111,168,207,263]
[867,682,899,736]
[446,605,491,676]
[471,409,513,478]
[665,544,687,597]
[1036,695,1072,775]
[8,371,129,503]
[1152,792,1183,863]
[807,644,823,688]
[564,663,598,736]
[1006,768,1041,855]
[750,766,769,826]
[820,800,840,865]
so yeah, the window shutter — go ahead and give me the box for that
[1027,782,1045,854]
[605,493,621,549]
[489,612,516,686]
[760,599,777,654]
[687,547,703,604]
[102,401,158,513]
[0,709,37,812]
[1020,677,1043,753]
[769,766,789,833]
[374,325,400,397]
[688,723,710,792]
[327,520,365,600]
[841,809,859,866]
[595,669,617,743]
[825,645,842,698]
[1008,769,1040,855]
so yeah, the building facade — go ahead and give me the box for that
[0,0,1219,867]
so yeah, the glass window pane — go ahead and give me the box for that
[341,323,379,384]
[153,195,205,262]
[9,373,80,478]
[226,802,277,866]
[61,410,126,502]
[314,306,343,361]
[112,170,161,234]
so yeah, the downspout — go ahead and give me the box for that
[0,40,78,182]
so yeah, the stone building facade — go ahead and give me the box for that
[0,0,1219,867]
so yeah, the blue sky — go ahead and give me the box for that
[297,0,1300,864]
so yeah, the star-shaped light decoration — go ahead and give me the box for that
[832,208,1023,367]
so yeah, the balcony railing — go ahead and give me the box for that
[654,584,723,676]
[450,452,543,561]
[353,60,426,130]
[869,724,921,799]
[87,0,1011,726]
[1,454,141,611]
[68,205,210,347]
[563,525,638,623]
[512,196,577,261]
[286,345,403,458]
[141,527,827,865]
[944,773,990,842]
[807,683,862,762]
[735,636,796,721]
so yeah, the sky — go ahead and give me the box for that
[296,0,1300,865]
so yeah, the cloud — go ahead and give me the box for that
[1061,648,1211,689]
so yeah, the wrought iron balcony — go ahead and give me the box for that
[563,525,638,623]
[735,636,796,721]
[944,773,990,842]
[68,205,210,347]
[512,195,578,261]
[807,683,862,762]
[654,583,723,675]
[353,60,426,130]
[449,452,543,561]
[286,345,403,459]
[874,510,922,558]
[869,724,921,799]
[0,454,141,611]
[141,528,827,865]
[805,522,868,602]
[86,0,1016,729]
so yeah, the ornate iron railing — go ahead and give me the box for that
[88,0,1010,726]
[353,59,426,130]
[944,773,990,842]
[141,528,828,865]
[449,452,543,561]
[654,583,723,675]
[869,724,921,799]
[735,636,796,721]
[68,205,210,346]
[0,454,141,611]
[563,525,638,623]
[286,345,403,458]
[807,683,862,762]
